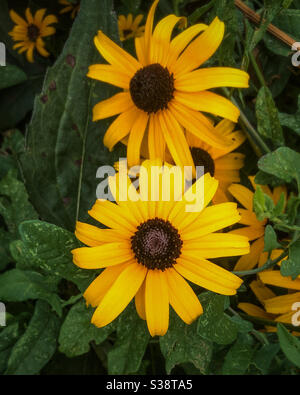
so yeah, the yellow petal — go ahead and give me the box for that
[88,199,137,233]
[228,183,254,211]
[165,268,203,324]
[87,64,130,89]
[157,109,195,174]
[259,271,300,291]
[9,10,28,27]
[233,236,264,271]
[167,23,207,68]
[175,257,242,295]
[238,302,274,320]
[127,110,149,168]
[145,269,169,336]
[183,233,249,258]
[174,91,240,123]
[150,14,186,66]
[72,242,133,269]
[135,279,146,320]
[264,292,300,314]
[94,31,141,76]
[142,0,159,65]
[181,202,241,240]
[75,221,127,246]
[92,262,147,327]
[250,279,276,304]
[84,262,129,307]
[92,92,133,121]
[169,100,232,149]
[103,107,139,151]
[175,67,249,91]
[173,17,224,77]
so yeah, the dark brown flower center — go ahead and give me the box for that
[27,24,40,42]
[129,63,174,114]
[191,147,215,177]
[123,29,132,37]
[131,218,182,270]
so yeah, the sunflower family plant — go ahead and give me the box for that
[0,0,300,377]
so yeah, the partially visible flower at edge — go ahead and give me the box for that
[228,177,288,271]
[9,8,57,63]
[71,160,249,336]
[118,14,145,42]
[87,0,249,173]
[238,276,300,336]
[59,0,80,19]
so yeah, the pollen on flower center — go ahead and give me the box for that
[27,24,40,41]
[129,63,175,114]
[131,218,182,270]
[191,147,215,177]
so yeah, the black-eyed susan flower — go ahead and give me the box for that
[228,177,287,271]
[238,277,300,335]
[71,160,249,336]
[118,14,145,42]
[87,0,249,171]
[185,120,246,203]
[59,0,80,19]
[9,8,57,63]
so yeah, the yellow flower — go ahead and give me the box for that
[238,277,300,335]
[59,0,80,19]
[185,119,246,203]
[228,177,287,271]
[71,160,249,336]
[9,8,57,63]
[118,14,145,41]
[87,0,249,171]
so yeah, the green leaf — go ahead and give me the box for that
[0,65,27,90]
[11,220,93,291]
[0,170,38,236]
[197,292,238,345]
[264,225,281,252]
[58,299,115,358]
[229,315,254,334]
[107,302,150,374]
[258,147,300,187]
[255,86,284,147]
[280,240,300,279]
[0,269,62,316]
[160,307,213,374]
[263,9,300,57]
[5,301,61,375]
[279,95,300,136]
[253,343,280,374]
[0,228,13,271]
[0,322,20,373]
[253,186,266,221]
[277,323,300,368]
[19,0,124,231]
[222,334,255,375]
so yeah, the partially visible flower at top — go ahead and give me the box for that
[59,0,80,19]
[238,276,300,336]
[71,160,249,336]
[185,120,246,204]
[118,14,145,42]
[228,178,287,271]
[87,0,249,172]
[9,8,57,63]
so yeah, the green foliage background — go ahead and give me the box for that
[0,0,300,375]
